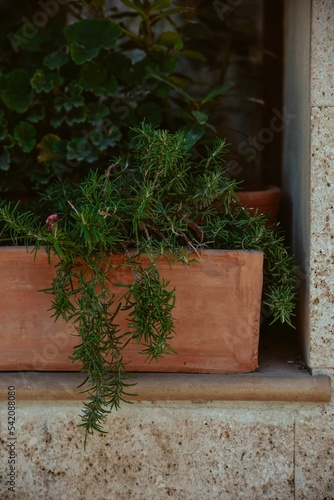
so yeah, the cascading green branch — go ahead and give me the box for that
[122,265,177,361]
[0,123,298,444]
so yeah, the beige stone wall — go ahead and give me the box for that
[0,399,333,499]
[309,1,334,369]
[1,1,334,498]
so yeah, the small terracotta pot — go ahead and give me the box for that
[237,185,282,219]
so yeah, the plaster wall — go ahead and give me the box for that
[1,1,334,498]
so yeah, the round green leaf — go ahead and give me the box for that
[37,134,61,163]
[0,70,33,113]
[13,122,36,153]
[64,19,122,64]
[70,44,100,65]
[43,50,69,69]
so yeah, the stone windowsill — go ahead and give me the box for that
[0,331,331,403]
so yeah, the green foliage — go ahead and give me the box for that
[0,124,298,444]
[0,0,254,196]
[43,49,69,70]
[0,70,33,113]
[13,122,36,153]
[30,70,64,93]
[64,19,122,64]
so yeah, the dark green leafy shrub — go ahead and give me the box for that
[0,0,261,195]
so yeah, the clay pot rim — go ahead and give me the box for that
[236,185,282,196]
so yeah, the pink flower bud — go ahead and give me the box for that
[46,214,58,223]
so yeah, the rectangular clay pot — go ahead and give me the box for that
[0,247,263,373]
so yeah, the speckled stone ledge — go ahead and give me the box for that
[0,371,331,403]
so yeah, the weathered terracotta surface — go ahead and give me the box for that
[237,185,282,218]
[0,247,263,373]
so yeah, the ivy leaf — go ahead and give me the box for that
[37,134,61,163]
[64,19,122,65]
[43,50,69,69]
[13,122,36,153]
[0,70,33,113]
[0,148,10,171]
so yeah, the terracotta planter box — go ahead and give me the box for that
[0,247,263,373]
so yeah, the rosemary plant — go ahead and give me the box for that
[0,123,297,444]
